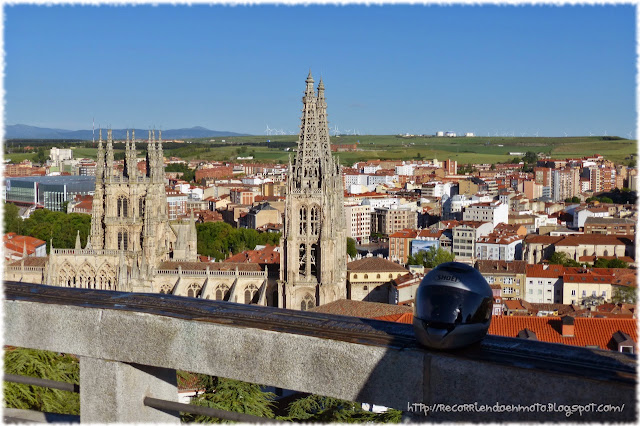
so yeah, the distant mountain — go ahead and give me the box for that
[4,124,250,140]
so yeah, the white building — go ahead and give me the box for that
[476,234,523,261]
[421,181,454,199]
[367,174,396,186]
[344,204,372,244]
[462,201,509,227]
[362,164,381,174]
[344,172,369,188]
[49,147,73,163]
[525,267,563,304]
[572,206,611,229]
[395,163,416,176]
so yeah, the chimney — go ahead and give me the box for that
[561,315,575,337]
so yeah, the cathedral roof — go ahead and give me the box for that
[158,261,262,272]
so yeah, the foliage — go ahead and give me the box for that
[457,164,477,175]
[547,251,581,267]
[612,286,637,304]
[4,202,23,234]
[406,246,455,268]
[33,148,48,164]
[278,394,402,423]
[166,162,195,182]
[196,221,280,260]
[346,237,357,258]
[18,209,91,253]
[593,258,629,269]
[564,196,580,203]
[181,374,275,423]
[522,151,538,164]
[4,347,79,415]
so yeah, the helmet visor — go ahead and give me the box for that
[415,285,493,327]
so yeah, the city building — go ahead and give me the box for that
[475,260,527,300]
[524,264,564,304]
[5,175,95,211]
[371,207,418,236]
[462,200,508,227]
[452,221,494,262]
[344,204,372,244]
[584,217,636,235]
[347,257,409,303]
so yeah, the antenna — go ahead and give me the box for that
[92,117,95,144]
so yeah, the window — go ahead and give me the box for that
[529,289,533,294]
[364,274,369,279]
[582,290,586,297]
[504,288,514,294]
[376,274,381,279]
[353,274,358,279]
[363,286,368,291]
[602,291,607,297]
[538,290,542,295]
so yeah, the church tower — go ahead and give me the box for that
[280,72,347,310]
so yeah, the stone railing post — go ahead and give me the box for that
[79,357,179,423]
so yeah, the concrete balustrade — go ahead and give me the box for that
[4,282,637,422]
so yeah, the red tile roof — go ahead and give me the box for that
[309,299,412,318]
[223,245,280,265]
[488,317,637,350]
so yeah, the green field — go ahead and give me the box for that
[4,135,636,166]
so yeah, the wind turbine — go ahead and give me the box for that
[627,131,634,139]
[604,130,608,136]
[563,131,568,137]
[588,131,594,137]
[265,124,272,136]
[535,130,539,137]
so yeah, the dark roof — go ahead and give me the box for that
[347,257,409,273]
[476,260,527,274]
[309,299,412,319]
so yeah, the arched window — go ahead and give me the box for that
[188,288,194,298]
[604,250,609,256]
[216,289,223,300]
[389,274,393,279]
[310,205,320,235]
[364,274,369,279]
[299,244,306,276]
[215,285,229,301]
[244,285,259,304]
[300,293,315,311]
[299,206,307,234]
[118,230,129,251]
[117,196,129,218]
[363,286,368,291]
[139,198,145,217]
[310,244,318,278]
[353,274,358,279]
[376,274,381,279]
[583,249,588,256]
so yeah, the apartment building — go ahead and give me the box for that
[524,264,564,304]
[552,167,580,202]
[344,204,372,243]
[462,200,508,227]
[475,260,527,301]
[452,221,494,262]
[584,217,635,235]
[371,207,418,236]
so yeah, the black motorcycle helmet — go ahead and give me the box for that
[413,262,493,350]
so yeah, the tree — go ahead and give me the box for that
[4,347,79,415]
[20,209,91,252]
[181,374,276,423]
[4,202,23,234]
[279,394,402,423]
[612,286,637,304]
[564,196,580,203]
[346,237,357,258]
[522,151,538,164]
[406,246,455,268]
[594,258,629,269]
[548,251,581,267]
[33,148,48,164]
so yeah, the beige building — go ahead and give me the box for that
[347,257,409,303]
[475,260,527,300]
[371,207,418,236]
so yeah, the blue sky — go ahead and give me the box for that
[4,4,636,137]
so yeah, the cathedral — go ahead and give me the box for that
[6,73,347,310]
[279,72,348,310]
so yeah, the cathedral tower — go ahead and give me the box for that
[280,72,347,310]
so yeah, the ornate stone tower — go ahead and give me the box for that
[280,72,347,310]
[89,128,178,291]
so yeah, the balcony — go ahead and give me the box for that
[4,281,637,422]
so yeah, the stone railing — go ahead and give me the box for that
[3,282,636,423]
[156,269,265,277]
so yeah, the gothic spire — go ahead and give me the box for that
[105,129,114,181]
